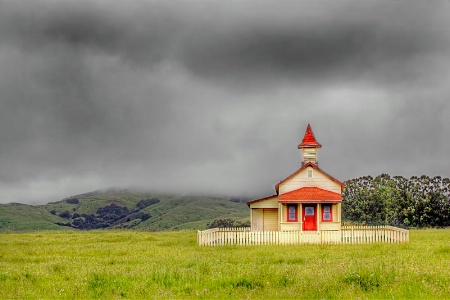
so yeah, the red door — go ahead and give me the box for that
[302,205,317,231]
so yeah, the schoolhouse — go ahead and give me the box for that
[246,124,345,232]
[198,124,409,245]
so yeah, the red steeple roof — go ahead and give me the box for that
[298,123,322,149]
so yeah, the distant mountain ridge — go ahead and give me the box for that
[0,189,249,232]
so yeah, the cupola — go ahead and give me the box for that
[298,123,321,166]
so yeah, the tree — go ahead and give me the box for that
[343,174,450,228]
[206,219,249,229]
[141,213,151,221]
[59,211,72,219]
[66,198,79,204]
[207,219,236,228]
[134,198,160,211]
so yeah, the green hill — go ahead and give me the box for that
[0,189,249,232]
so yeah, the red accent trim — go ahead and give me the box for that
[275,162,345,194]
[321,204,333,222]
[279,187,342,202]
[280,199,340,204]
[298,123,322,149]
[286,204,298,222]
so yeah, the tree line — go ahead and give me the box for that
[342,174,450,228]
[54,198,159,229]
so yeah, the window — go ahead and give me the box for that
[305,206,314,216]
[322,205,332,222]
[307,169,313,179]
[287,204,298,222]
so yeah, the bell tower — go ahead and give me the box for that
[298,123,322,166]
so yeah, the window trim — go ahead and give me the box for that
[287,204,298,222]
[307,169,313,179]
[321,204,333,222]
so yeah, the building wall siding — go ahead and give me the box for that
[263,208,279,231]
[249,196,278,209]
[251,208,279,231]
[333,204,339,221]
[319,222,341,231]
[279,166,341,195]
[280,222,302,231]
[252,209,263,231]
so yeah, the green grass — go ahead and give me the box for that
[0,190,249,232]
[0,203,72,232]
[1,229,449,299]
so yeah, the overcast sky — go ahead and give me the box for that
[1,0,450,204]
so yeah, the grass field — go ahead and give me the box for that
[1,229,449,299]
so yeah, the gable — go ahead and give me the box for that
[277,164,343,195]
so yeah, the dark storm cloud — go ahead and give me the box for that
[181,22,390,84]
[178,1,450,89]
[0,0,449,203]
[0,1,180,64]
[2,1,448,91]
[4,1,447,85]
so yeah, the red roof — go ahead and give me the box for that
[279,187,341,203]
[275,162,345,194]
[298,123,322,148]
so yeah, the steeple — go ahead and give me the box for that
[298,123,321,165]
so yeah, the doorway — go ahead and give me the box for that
[302,204,317,231]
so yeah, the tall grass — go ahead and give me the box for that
[1,229,449,299]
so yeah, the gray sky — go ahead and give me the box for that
[1,0,450,204]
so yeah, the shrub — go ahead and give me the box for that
[96,204,128,218]
[230,197,249,203]
[207,219,250,229]
[59,211,72,219]
[141,213,151,221]
[135,198,160,211]
[66,198,79,204]
[55,222,72,227]
[207,219,236,228]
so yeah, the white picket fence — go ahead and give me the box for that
[197,226,409,246]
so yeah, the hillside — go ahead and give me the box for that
[0,189,249,232]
